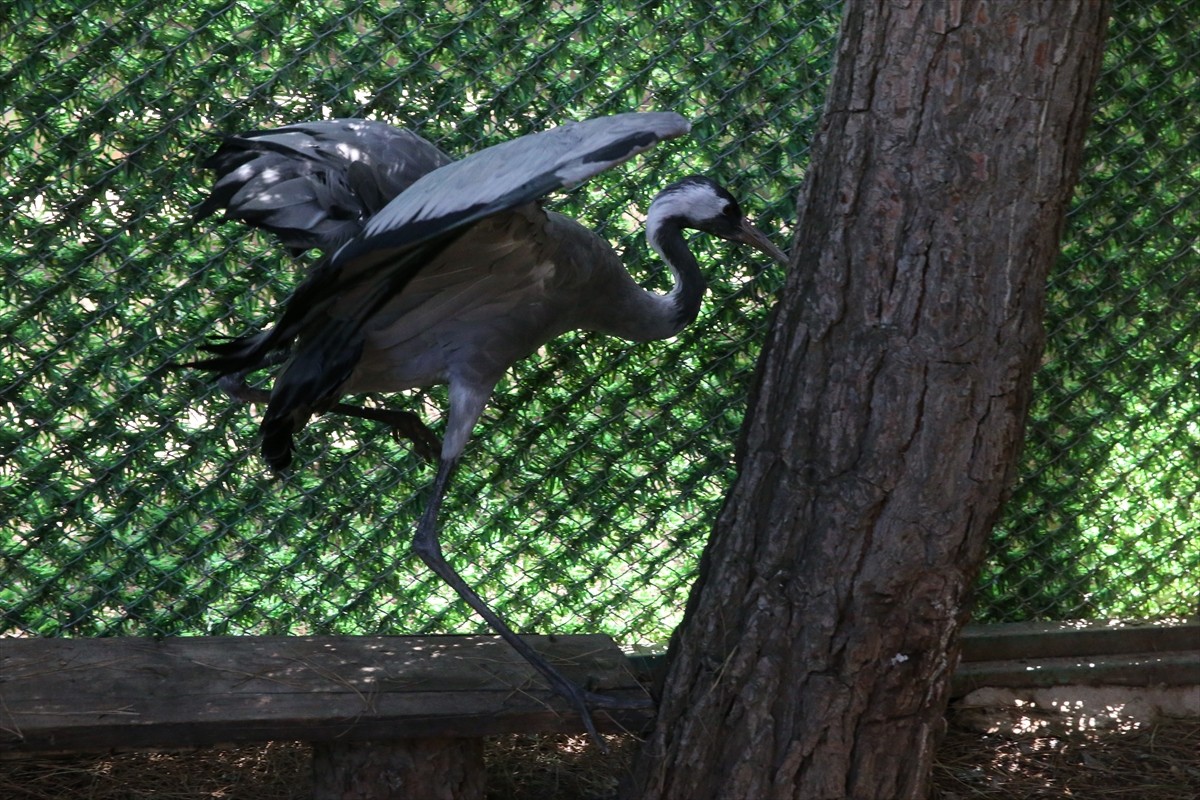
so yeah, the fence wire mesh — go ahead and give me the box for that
[2,1,1196,646]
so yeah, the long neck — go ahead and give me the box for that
[568,211,707,343]
[589,220,705,343]
[647,219,706,334]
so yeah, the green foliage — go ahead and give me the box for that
[2,0,836,643]
[1,0,1195,646]
[979,3,1200,622]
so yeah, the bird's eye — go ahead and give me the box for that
[723,201,742,221]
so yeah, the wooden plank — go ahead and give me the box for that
[0,634,653,756]
[4,623,1194,756]
[626,620,1200,673]
[630,620,1200,697]
[958,619,1200,662]
[952,650,1200,696]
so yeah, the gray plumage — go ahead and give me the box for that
[197,119,453,254]
[185,112,788,739]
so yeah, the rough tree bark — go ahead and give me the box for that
[626,2,1110,798]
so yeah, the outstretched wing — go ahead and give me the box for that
[340,111,689,265]
[195,112,691,374]
[188,112,690,471]
[307,112,691,337]
[197,118,452,253]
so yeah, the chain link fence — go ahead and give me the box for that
[3,1,1196,648]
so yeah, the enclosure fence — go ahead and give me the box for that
[3,1,1196,646]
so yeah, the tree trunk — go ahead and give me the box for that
[626,2,1110,798]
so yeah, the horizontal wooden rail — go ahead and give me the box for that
[2,622,1195,798]
[627,619,1200,697]
[958,619,1200,662]
[2,621,1195,756]
[0,633,653,756]
[954,619,1200,695]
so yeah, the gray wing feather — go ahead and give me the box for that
[350,112,691,244]
[296,112,689,358]
[347,112,690,259]
[188,113,688,373]
[197,119,452,253]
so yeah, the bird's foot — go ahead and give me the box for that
[216,375,440,461]
[327,402,441,462]
[540,672,654,751]
[218,374,271,404]
[394,420,440,462]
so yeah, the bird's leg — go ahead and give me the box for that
[324,403,440,462]
[411,452,650,748]
[217,372,440,461]
[218,372,273,405]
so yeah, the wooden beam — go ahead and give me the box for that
[3,622,1195,758]
[0,634,653,757]
[952,650,1200,695]
[628,620,1200,697]
[958,619,1200,662]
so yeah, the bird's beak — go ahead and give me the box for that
[733,219,789,266]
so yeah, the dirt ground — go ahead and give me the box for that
[3,715,1197,799]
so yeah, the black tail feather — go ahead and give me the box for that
[173,331,277,375]
[260,408,302,473]
[255,318,364,472]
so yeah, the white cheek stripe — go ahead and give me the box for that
[647,182,728,228]
[645,182,728,257]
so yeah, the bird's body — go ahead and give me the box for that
[185,112,787,739]
[354,211,605,389]
[341,207,684,390]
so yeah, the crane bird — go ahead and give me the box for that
[184,112,788,738]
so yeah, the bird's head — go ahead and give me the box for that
[646,176,789,267]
